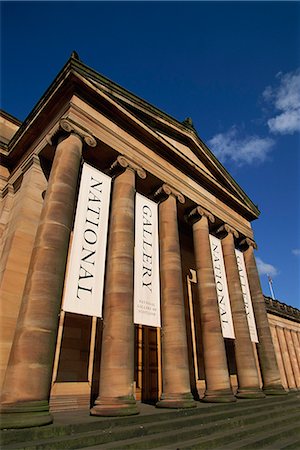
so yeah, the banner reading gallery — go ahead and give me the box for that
[134,193,161,327]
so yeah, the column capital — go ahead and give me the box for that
[216,223,239,239]
[109,155,146,179]
[154,183,185,204]
[239,237,258,250]
[186,205,215,225]
[46,118,97,148]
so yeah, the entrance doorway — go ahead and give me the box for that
[135,325,160,404]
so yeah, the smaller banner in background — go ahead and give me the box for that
[235,249,259,343]
[209,234,235,339]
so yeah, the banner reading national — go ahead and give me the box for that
[62,163,111,318]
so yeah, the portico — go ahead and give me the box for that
[0,54,290,430]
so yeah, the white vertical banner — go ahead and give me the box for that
[134,193,161,327]
[209,235,235,339]
[62,163,111,318]
[235,249,259,343]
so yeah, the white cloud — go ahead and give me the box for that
[208,127,275,166]
[292,249,300,256]
[256,257,278,277]
[263,69,300,135]
[268,110,300,135]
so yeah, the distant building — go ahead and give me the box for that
[264,296,300,391]
[0,54,299,429]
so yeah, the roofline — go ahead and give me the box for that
[0,109,22,126]
[71,57,259,217]
[4,53,260,218]
[265,296,300,323]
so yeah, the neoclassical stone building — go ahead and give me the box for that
[1,53,299,429]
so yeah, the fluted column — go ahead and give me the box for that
[276,327,297,390]
[291,331,300,371]
[188,207,235,403]
[0,119,96,429]
[91,156,146,416]
[270,325,288,389]
[240,238,286,395]
[218,225,264,398]
[155,184,196,408]
[284,329,300,389]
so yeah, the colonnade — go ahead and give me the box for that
[269,321,300,391]
[0,122,286,429]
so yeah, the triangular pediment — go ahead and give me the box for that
[155,131,217,179]
[71,62,258,217]
[4,54,259,220]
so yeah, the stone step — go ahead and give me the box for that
[1,393,299,449]
[281,438,300,449]
[3,398,299,450]
[103,411,300,450]
[219,416,300,450]
[237,421,300,449]
[1,393,296,447]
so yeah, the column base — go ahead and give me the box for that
[263,384,288,395]
[0,400,52,429]
[156,392,196,409]
[90,395,139,417]
[201,388,236,403]
[235,387,266,399]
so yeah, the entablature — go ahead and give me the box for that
[2,54,259,237]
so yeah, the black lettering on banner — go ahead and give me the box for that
[77,176,103,300]
[236,253,250,316]
[142,204,153,293]
[212,240,229,325]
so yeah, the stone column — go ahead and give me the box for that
[276,326,297,390]
[218,225,264,399]
[187,207,235,403]
[155,184,195,409]
[91,156,146,416]
[0,156,47,389]
[284,329,300,389]
[291,331,300,371]
[0,119,96,429]
[270,325,288,389]
[240,238,286,395]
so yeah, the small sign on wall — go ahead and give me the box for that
[62,163,111,318]
[134,193,161,327]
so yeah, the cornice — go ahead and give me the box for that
[77,60,260,218]
[0,109,22,127]
[4,57,76,156]
[265,296,300,324]
[65,99,255,236]
[3,53,259,222]
[72,74,259,221]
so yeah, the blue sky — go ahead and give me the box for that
[1,1,300,308]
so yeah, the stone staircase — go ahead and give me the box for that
[1,393,299,449]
